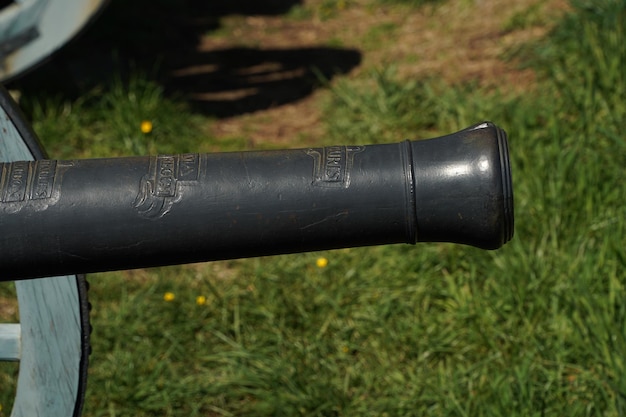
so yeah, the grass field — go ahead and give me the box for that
[1,0,625,416]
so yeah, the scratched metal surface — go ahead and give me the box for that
[0,93,84,417]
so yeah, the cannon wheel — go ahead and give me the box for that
[0,85,91,417]
[0,0,110,82]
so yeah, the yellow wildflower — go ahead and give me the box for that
[163,292,175,302]
[196,295,207,306]
[140,120,153,134]
[316,257,328,268]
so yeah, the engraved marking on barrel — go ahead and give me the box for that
[325,147,343,182]
[31,160,56,199]
[156,156,177,197]
[134,154,201,219]
[179,153,199,181]
[306,146,364,188]
[3,160,29,202]
[0,160,66,212]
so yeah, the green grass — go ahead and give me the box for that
[502,2,554,32]
[19,75,209,159]
[1,0,626,416]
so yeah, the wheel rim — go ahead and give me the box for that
[0,84,90,417]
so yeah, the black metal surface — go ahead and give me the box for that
[410,123,514,248]
[0,122,513,281]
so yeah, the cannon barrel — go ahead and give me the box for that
[0,122,513,281]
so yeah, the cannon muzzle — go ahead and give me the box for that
[0,122,513,280]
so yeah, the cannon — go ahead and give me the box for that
[0,84,513,416]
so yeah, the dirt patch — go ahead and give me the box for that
[0,295,18,320]
[210,89,329,148]
[177,0,568,145]
[385,0,570,87]
[12,0,568,147]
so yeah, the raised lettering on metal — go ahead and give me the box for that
[306,146,364,188]
[134,154,201,219]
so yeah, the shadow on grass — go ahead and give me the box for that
[8,0,362,118]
